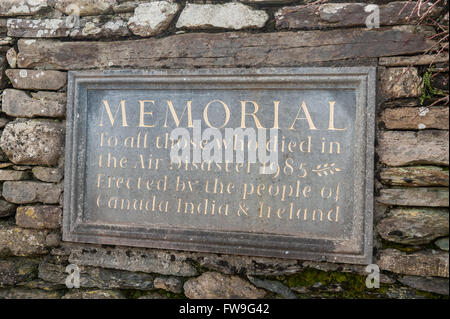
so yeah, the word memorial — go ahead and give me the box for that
[63,68,375,264]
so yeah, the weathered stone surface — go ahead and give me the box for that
[128,1,179,37]
[54,0,117,16]
[194,252,302,276]
[0,258,39,287]
[377,208,449,245]
[2,181,63,204]
[138,292,169,299]
[380,166,449,187]
[381,106,449,130]
[153,276,182,293]
[377,249,449,277]
[16,27,434,70]
[275,1,443,29]
[0,56,6,89]
[68,245,198,277]
[3,89,66,118]
[0,169,30,181]
[0,287,61,299]
[0,0,48,16]
[379,53,450,66]
[0,222,48,256]
[39,262,154,290]
[45,231,60,247]
[16,205,62,229]
[0,119,64,166]
[32,166,63,183]
[62,289,125,299]
[398,275,449,295]
[377,188,449,207]
[6,69,67,90]
[6,47,16,68]
[380,67,423,99]
[378,131,449,166]
[7,16,130,39]
[0,200,16,218]
[113,0,140,13]
[177,2,268,30]
[184,272,266,299]
[435,237,449,251]
[0,117,10,129]
[247,275,296,299]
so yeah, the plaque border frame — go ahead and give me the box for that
[63,67,375,264]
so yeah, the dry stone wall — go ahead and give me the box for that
[0,0,448,299]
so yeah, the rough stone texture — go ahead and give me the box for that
[398,275,449,295]
[275,1,443,29]
[128,1,179,37]
[379,53,450,66]
[380,67,423,100]
[247,275,296,299]
[2,181,63,204]
[39,262,154,290]
[7,16,131,39]
[0,117,11,129]
[184,272,266,299]
[62,289,125,299]
[153,276,183,293]
[377,208,449,245]
[0,0,48,16]
[54,0,117,16]
[5,69,67,90]
[6,47,16,68]
[68,245,199,277]
[0,56,6,89]
[16,27,434,70]
[0,200,16,218]
[0,258,39,287]
[2,89,65,118]
[16,205,62,230]
[32,166,63,183]
[0,287,61,299]
[0,222,48,257]
[380,166,449,187]
[195,252,302,276]
[177,2,268,30]
[113,0,140,13]
[381,107,449,130]
[377,188,449,207]
[0,119,64,166]
[378,131,449,166]
[0,169,30,181]
[377,249,449,278]
[435,237,449,251]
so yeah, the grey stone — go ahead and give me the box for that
[379,53,449,66]
[247,275,296,299]
[384,286,427,299]
[378,131,449,166]
[54,0,117,16]
[0,169,30,181]
[62,289,125,299]
[0,287,61,299]
[45,231,61,247]
[377,249,449,278]
[2,181,63,204]
[380,67,423,100]
[0,200,16,218]
[128,1,179,37]
[138,292,169,299]
[0,117,10,129]
[398,275,449,295]
[380,166,449,187]
[16,205,62,229]
[0,0,48,16]
[0,221,48,257]
[6,69,67,90]
[39,262,155,290]
[6,47,16,68]
[68,245,199,277]
[0,119,64,166]
[176,2,268,30]
[113,0,140,13]
[154,276,183,293]
[7,16,131,39]
[184,272,266,299]
[0,258,39,287]
[377,188,449,207]
[435,237,449,251]
[377,208,449,245]
[32,167,63,183]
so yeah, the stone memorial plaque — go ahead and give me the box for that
[63,68,375,264]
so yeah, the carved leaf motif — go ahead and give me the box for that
[312,163,342,177]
